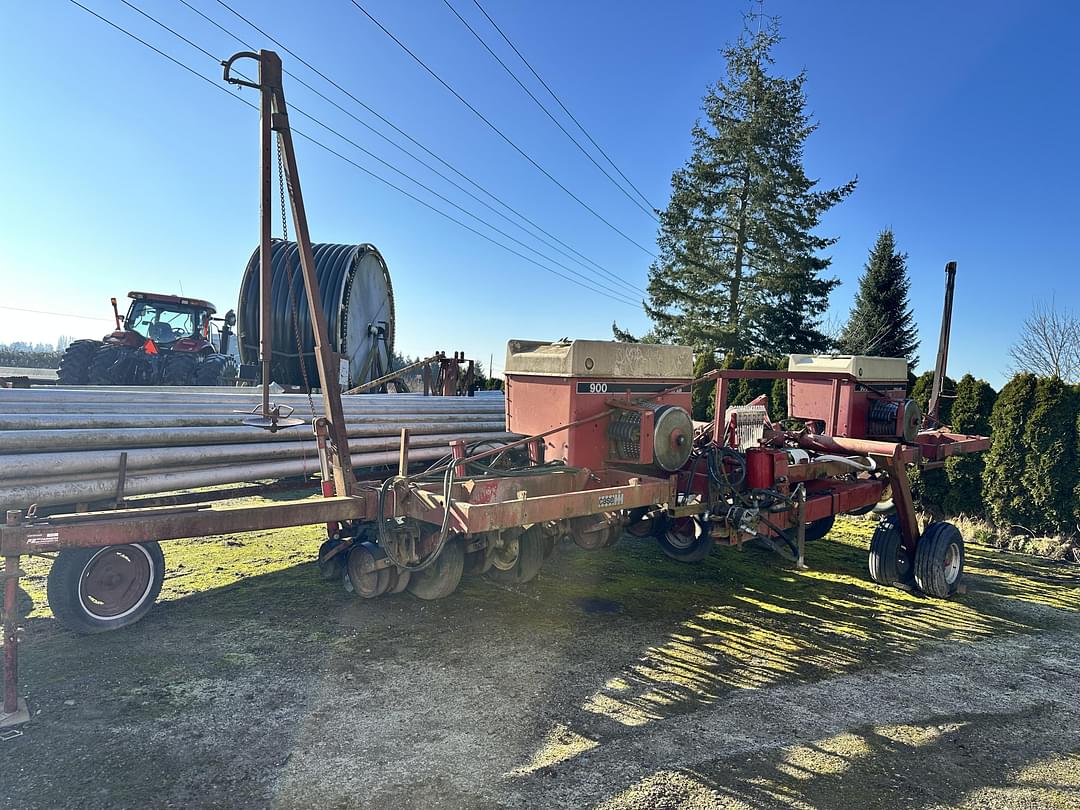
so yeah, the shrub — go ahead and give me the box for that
[942,375,997,517]
[1019,377,1079,535]
[982,374,1039,531]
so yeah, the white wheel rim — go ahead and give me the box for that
[942,541,961,584]
[78,544,156,620]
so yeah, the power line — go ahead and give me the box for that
[0,304,112,322]
[207,0,644,297]
[441,0,657,223]
[471,0,658,214]
[119,0,638,303]
[345,0,658,258]
[60,0,642,309]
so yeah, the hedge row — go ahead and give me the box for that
[0,350,63,369]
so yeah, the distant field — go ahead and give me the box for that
[0,366,58,380]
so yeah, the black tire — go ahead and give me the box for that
[88,346,131,385]
[804,514,836,542]
[162,352,198,385]
[317,539,347,582]
[47,542,165,634]
[657,517,714,563]
[407,538,464,600]
[914,521,965,599]
[868,515,914,586]
[487,526,545,585]
[195,353,238,386]
[56,339,103,385]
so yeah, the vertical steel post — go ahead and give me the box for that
[258,57,274,418]
[398,428,410,477]
[3,554,18,716]
[263,50,356,495]
[928,261,957,427]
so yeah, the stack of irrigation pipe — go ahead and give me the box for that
[0,387,511,512]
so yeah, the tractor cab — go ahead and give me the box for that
[118,292,217,352]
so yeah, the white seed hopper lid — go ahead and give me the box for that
[788,354,908,383]
[506,339,693,379]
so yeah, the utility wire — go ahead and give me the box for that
[345,0,658,258]
[441,0,657,222]
[176,0,642,298]
[471,0,658,214]
[0,304,112,321]
[209,0,644,296]
[61,0,641,308]
[116,0,638,303]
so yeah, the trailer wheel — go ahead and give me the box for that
[407,538,464,600]
[804,514,836,542]
[657,517,713,563]
[868,516,913,586]
[487,526,545,585]
[47,542,165,634]
[914,521,965,598]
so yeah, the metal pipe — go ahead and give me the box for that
[0,443,505,510]
[0,412,502,431]
[0,420,506,452]
[0,431,515,481]
[0,389,503,404]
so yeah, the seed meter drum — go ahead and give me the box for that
[608,402,693,471]
[504,339,694,471]
[237,240,395,389]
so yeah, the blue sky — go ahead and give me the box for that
[2,0,1077,388]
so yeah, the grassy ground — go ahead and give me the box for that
[2,508,1078,809]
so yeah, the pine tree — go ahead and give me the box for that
[615,22,855,354]
[982,374,1038,530]
[942,375,997,517]
[838,229,919,365]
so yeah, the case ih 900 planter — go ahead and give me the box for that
[0,51,988,728]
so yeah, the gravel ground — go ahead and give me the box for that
[2,516,1078,809]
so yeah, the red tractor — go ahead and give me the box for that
[57,291,238,386]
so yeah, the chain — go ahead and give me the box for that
[276,138,318,425]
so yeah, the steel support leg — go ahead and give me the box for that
[2,554,29,728]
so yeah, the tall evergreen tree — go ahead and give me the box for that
[838,229,919,364]
[615,22,855,354]
[942,374,997,517]
[982,373,1038,530]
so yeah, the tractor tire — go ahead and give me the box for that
[487,525,546,585]
[56,339,103,385]
[804,514,836,542]
[161,352,198,386]
[868,515,913,586]
[914,521,965,599]
[47,542,165,634]
[88,346,131,385]
[194,353,238,386]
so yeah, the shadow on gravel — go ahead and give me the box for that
[598,706,1080,809]
[505,528,1080,797]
